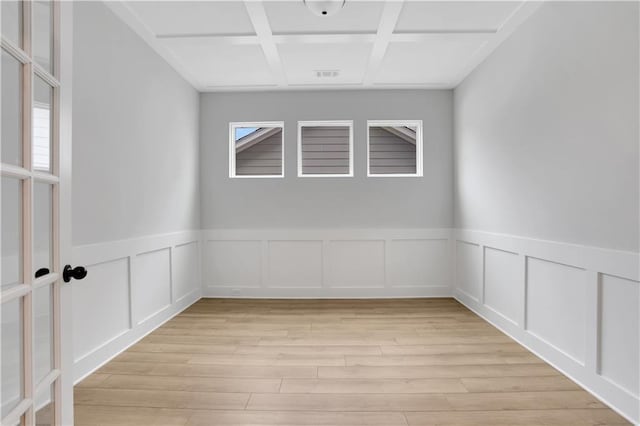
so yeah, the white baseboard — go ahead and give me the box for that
[453,229,639,424]
[204,286,452,299]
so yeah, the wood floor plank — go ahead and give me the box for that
[258,337,397,346]
[98,361,317,379]
[142,334,261,346]
[247,393,452,412]
[404,409,629,425]
[280,378,467,394]
[345,352,543,366]
[445,390,606,411]
[460,375,580,393]
[93,374,282,393]
[130,342,237,354]
[74,405,193,426]
[113,351,193,364]
[188,354,346,366]
[74,298,631,425]
[235,345,382,356]
[380,343,527,355]
[74,388,249,410]
[395,335,514,345]
[317,364,560,379]
[186,410,408,426]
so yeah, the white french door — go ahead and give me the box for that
[1,1,73,425]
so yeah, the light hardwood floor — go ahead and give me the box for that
[74,298,630,425]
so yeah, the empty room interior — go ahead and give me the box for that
[1,0,639,425]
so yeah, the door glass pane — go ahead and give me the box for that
[1,297,23,419]
[33,76,53,172]
[2,178,22,289]
[35,383,54,426]
[33,0,53,73]
[33,183,53,276]
[1,1,22,48]
[34,284,53,384]
[1,50,23,167]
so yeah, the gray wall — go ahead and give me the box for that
[200,90,453,229]
[454,1,639,252]
[72,1,200,246]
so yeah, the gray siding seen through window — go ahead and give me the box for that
[235,127,283,176]
[368,126,417,175]
[300,125,351,175]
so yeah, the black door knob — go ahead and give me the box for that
[35,268,50,278]
[63,265,87,283]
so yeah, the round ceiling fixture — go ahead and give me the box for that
[303,0,345,17]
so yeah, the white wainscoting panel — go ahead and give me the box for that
[526,257,587,364]
[267,241,323,288]
[453,229,640,424]
[205,240,261,288]
[133,248,172,325]
[599,273,640,398]
[72,231,201,383]
[203,229,452,298]
[72,258,130,363]
[483,247,521,325]
[326,240,385,288]
[173,242,201,301]
[455,241,481,301]
[388,239,449,287]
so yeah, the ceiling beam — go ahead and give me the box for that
[243,1,287,87]
[155,31,493,46]
[362,0,405,86]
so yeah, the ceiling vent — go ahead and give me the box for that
[316,70,340,78]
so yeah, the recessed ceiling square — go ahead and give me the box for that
[264,1,383,34]
[395,1,522,33]
[374,37,489,86]
[162,39,275,88]
[127,1,255,36]
[278,43,372,86]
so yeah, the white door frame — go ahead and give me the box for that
[58,2,74,424]
[1,1,74,424]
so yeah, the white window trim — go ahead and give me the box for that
[366,119,423,178]
[229,121,285,179]
[297,120,354,178]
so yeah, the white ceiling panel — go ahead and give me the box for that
[112,0,541,91]
[374,37,489,85]
[264,1,384,34]
[395,1,523,33]
[278,43,372,85]
[127,1,255,36]
[162,39,276,88]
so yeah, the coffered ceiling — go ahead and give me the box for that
[106,0,541,92]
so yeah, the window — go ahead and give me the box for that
[367,120,423,177]
[229,122,284,178]
[298,121,353,177]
